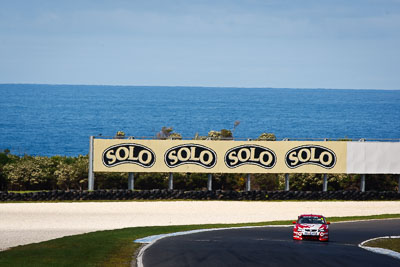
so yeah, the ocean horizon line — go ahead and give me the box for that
[0,83,399,92]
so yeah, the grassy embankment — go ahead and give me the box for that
[0,214,399,267]
[364,237,400,253]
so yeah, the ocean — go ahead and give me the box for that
[1,84,399,156]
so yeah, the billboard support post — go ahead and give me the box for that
[168,173,173,190]
[285,174,290,191]
[128,173,134,190]
[323,174,328,192]
[322,139,328,192]
[207,174,212,191]
[246,174,251,191]
[361,174,366,192]
[359,138,366,192]
[88,136,95,191]
[398,175,400,193]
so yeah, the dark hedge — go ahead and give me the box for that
[1,190,399,201]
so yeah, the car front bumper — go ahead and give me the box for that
[293,231,329,241]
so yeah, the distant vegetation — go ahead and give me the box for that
[0,150,398,191]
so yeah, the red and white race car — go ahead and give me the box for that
[293,214,330,242]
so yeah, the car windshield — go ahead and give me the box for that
[298,216,326,224]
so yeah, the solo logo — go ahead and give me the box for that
[165,144,217,168]
[102,144,156,168]
[225,145,277,169]
[285,145,336,169]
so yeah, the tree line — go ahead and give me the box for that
[0,151,398,191]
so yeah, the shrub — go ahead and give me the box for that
[253,174,280,190]
[220,129,233,139]
[135,173,168,190]
[257,133,277,141]
[207,130,221,140]
[169,133,182,140]
[54,155,88,190]
[3,156,57,190]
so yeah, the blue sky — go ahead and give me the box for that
[0,0,399,89]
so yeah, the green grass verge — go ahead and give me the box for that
[1,214,399,267]
[364,237,400,253]
[326,213,400,222]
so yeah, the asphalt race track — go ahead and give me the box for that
[143,219,400,267]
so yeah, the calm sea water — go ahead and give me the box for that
[1,84,399,156]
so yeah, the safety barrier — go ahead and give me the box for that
[1,190,399,201]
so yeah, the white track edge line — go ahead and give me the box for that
[359,236,400,260]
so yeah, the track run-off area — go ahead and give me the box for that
[1,201,400,251]
[140,219,400,267]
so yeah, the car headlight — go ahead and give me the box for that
[319,229,325,232]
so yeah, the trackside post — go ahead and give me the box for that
[398,175,400,193]
[169,173,173,190]
[361,174,366,192]
[323,174,328,192]
[285,173,290,191]
[128,173,134,190]
[323,139,328,192]
[246,174,251,191]
[359,138,366,192]
[88,136,95,190]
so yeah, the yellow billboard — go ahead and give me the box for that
[93,139,347,174]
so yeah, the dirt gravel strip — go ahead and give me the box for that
[1,201,400,251]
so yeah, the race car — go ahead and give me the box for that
[293,214,330,242]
